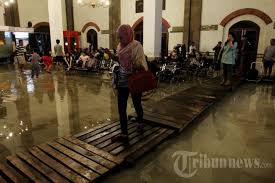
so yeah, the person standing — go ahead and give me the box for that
[238,35,250,77]
[54,39,64,68]
[29,49,41,78]
[220,33,238,86]
[263,39,275,79]
[112,24,148,143]
[189,42,197,55]
[15,40,27,72]
[213,41,222,63]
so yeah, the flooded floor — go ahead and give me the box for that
[0,66,274,183]
[104,84,275,183]
[0,67,196,163]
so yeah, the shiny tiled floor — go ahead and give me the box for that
[0,67,194,164]
[104,84,275,183]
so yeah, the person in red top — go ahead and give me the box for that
[42,51,53,73]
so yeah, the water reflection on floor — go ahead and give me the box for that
[104,84,275,183]
[0,68,196,163]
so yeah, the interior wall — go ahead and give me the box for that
[73,1,110,49]
[17,0,49,27]
[121,0,185,51]
[200,0,275,53]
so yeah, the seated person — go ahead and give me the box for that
[77,52,91,69]
[64,53,73,71]
[87,55,97,69]
[170,49,179,61]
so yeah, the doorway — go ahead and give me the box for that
[229,21,260,61]
[87,29,98,51]
[133,21,169,56]
[31,24,51,54]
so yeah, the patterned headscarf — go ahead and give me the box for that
[117,24,134,49]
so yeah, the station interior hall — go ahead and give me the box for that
[0,0,274,182]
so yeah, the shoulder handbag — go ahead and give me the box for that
[128,70,157,94]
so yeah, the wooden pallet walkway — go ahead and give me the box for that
[0,121,174,183]
[131,78,242,131]
[74,121,174,162]
[0,136,123,183]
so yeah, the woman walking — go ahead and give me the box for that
[112,24,148,143]
[220,33,238,86]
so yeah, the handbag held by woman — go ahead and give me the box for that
[128,70,157,94]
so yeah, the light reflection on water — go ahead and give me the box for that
[0,69,194,163]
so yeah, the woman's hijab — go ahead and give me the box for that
[117,24,135,71]
[117,24,134,49]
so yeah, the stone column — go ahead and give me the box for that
[109,0,121,50]
[65,0,74,31]
[143,0,163,59]
[4,0,20,27]
[48,0,65,53]
[183,0,202,49]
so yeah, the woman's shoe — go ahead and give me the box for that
[137,123,145,134]
[111,134,129,143]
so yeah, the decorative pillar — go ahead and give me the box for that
[183,0,202,49]
[4,0,20,27]
[48,0,65,53]
[65,0,74,31]
[143,0,163,59]
[109,0,121,50]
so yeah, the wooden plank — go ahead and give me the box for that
[142,113,182,129]
[110,127,161,155]
[6,156,49,183]
[179,93,216,103]
[29,146,89,183]
[95,123,147,149]
[166,95,210,106]
[127,129,174,161]
[80,121,130,142]
[145,99,201,116]
[102,125,153,152]
[144,105,193,122]
[161,99,203,114]
[181,87,224,99]
[117,128,168,159]
[47,141,108,175]
[0,164,25,183]
[85,122,133,144]
[37,144,99,182]
[64,137,123,164]
[166,98,208,111]
[75,121,118,139]
[78,122,121,141]
[55,138,116,169]
[143,111,191,128]
[0,175,7,183]
[16,152,69,183]
[91,123,137,146]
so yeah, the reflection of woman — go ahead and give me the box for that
[112,25,148,143]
